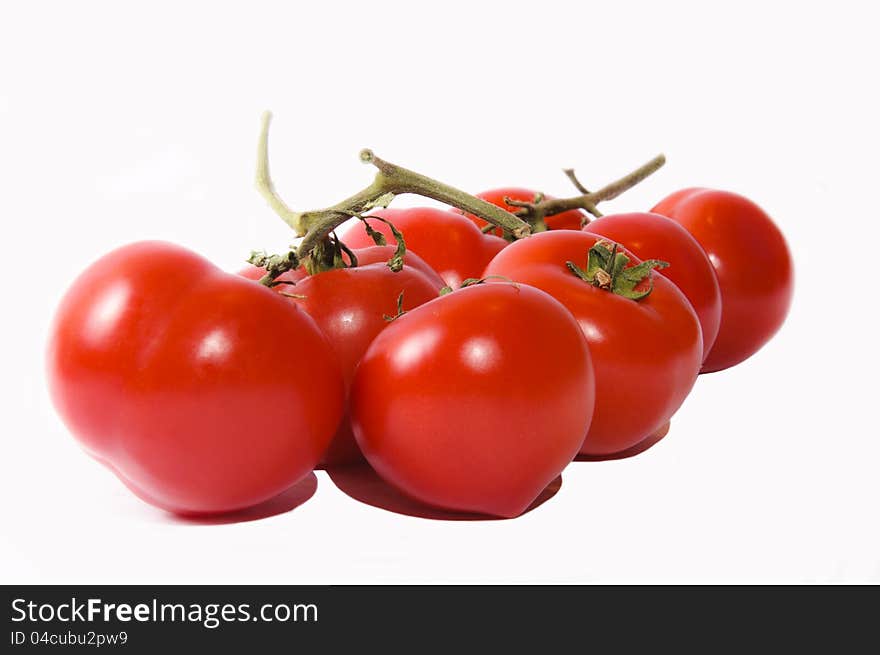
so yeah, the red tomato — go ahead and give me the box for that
[457,187,586,236]
[239,246,443,466]
[282,247,443,466]
[336,208,507,289]
[585,212,722,361]
[350,283,595,518]
[485,231,702,456]
[651,189,794,372]
[47,241,345,514]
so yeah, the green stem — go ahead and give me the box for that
[254,112,303,233]
[562,168,601,219]
[360,150,531,237]
[255,112,531,263]
[563,168,590,194]
[514,155,666,225]
[247,250,299,286]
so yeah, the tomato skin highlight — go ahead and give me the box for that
[457,187,586,236]
[485,230,702,456]
[350,283,595,518]
[585,212,722,361]
[47,241,345,514]
[336,208,507,289]
[651,189,794,373]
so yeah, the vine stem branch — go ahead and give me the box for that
[254,112,531,263]
[513,155,666,224]
[562,168,602,219]
[563,168,590,195]
[255,112,304,233]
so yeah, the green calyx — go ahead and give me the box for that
[566,240,669,301]
[306,212,407,276]
[357,215,406,272]
[383,291,406,322]
[248,249,300,286]
[303,232,358,275]
[254,211,407,281]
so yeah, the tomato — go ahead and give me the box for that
[239,246,444,466]
[350,282,595,518]
[485,231,702,456]
[336,208,507,289]
[47,241,345,514]
[651,189,794,372]
[585,212,722,361]
[281,247,444,466]
[457,187,586,236]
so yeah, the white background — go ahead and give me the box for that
[1,1,877,583]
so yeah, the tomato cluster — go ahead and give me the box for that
[47,131,793,519]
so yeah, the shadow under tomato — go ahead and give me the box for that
[574,421,670,462]
[164,473,319,525]
[325,464,561,521]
